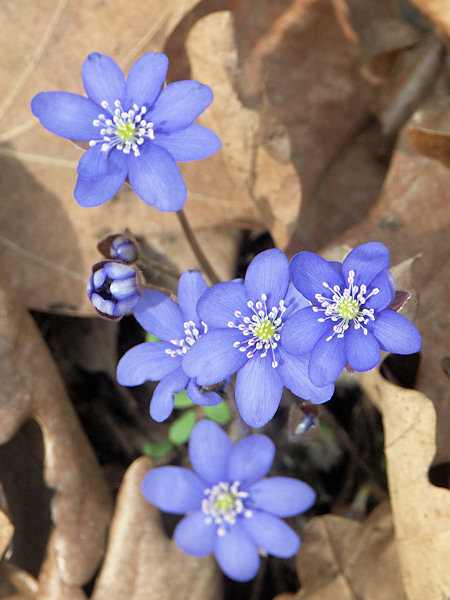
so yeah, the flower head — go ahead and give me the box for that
[87,260,142,320]
[281,242,421,386]
[31,52,221,210]
[116,270,224,421]
[142,419,315,581]
[182,249,335,428]
[97,233,138,264]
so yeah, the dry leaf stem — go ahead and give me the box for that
[176,209,221,284]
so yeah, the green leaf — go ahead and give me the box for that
[202,401,231,425]
[169,409,197,445]
[145,332,160,342]
[142,440,173,458]
[173,390,194,409]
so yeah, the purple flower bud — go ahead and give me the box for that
[87,260,142,320]
[97,233,138,263]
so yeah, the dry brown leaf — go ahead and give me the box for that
[0,267,112,588]
[360,369,450,600]
[320,97,450,463]
[409,0,450,37]
[284,502,406,600]
[91,456,221,600]
[0,562,38,600]
[407,96,450,167]
[0,512,13,559]
[0,2,301,315]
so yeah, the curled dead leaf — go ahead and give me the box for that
[360,369,450,600]
[91,456,221,600]
[0,511,13,558]
[0,267,112,588]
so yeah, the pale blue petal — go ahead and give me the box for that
[174,512,216,556]
[241,511,299,557]
[277,348,334,404]
[342,242,390,288]
[127,143,187,211]
[249,477,316,516]
[132,289,185,341]
[345,328,380,372]
[289,252,345,304]
[197,281,250,328]
[154,123,221,161]
[309,334,347,386]
[82,53,125,109]
[116,342,181,385]
[235,358,283,428]
[177,270,208,324]
[150,368,189,421]
[124,52,169,108]
[364,268,395,311]
[371,310,421,354]
[226,435,275,485]
[189,420,232,484]
[142,466,204,513]
[244,249,289,307]
[186,380,222,407]
[182,329,248,385]
[74,152,127,207]
[31,91,100,140]
[214,522,259,582]
[283,282,311,319]
[281,307,332,355]
[149,80,213,133]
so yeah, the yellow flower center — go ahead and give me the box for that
[338,297,360,321]
[254,318,276,341]
[117,121,136,142]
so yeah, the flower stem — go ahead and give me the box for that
[176,209,221,285]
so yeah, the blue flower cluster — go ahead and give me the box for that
[143,419,315,581]
[31,52,221,210]
[117,243,421,428]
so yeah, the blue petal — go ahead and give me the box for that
[244,249,289,307]
[149,80,213,133]
[177,270,208,324]
[281,306,332,355]
[174,512,216,557]
[103,261,135,279]
[132,289,185,341]
[189,420,232,484]
[345,328,380,372]
[150,368,189,421]
[197,281,249,328]
[364,268,395,311]
[342,242,390,289]
[124,52,168,109]
[82,53,125,109]
[235,358,283,428]
[371,310,421,354]
[241,511,299,558]
[214,522,259,582]
[186,380,222,407]
[116,342,181,385]
[74,175,125,207]
[154,123,221,162]
[277,348,334,404]
[309,334,347,386]
[31,92,100,140]
[283,282,311,319]
[226,435,275,485]
[289,252,345,305]
[127,144,187,211]
[248,477,316,516]
[182,329,248,385]
[77,144,109,178]
[142,466,204,513]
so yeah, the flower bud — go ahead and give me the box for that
[87,260,142,320]
[97,233,138,264]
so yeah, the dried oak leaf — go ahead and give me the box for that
[0,267,112,589]
[409,0,450,37]
[91,456,221,600]
[322,97,450,464]
[407,96,450,167]
[0,562,38,600]
[275,502,406,600]
[0,511,13,559]
[0,1,299,315]
[360,369,450,600]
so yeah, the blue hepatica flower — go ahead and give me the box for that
[117,270,224,421]
[281,242,422,386]
[182,249,335,428]
[30,52,221,210]
[142,419,316,581]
